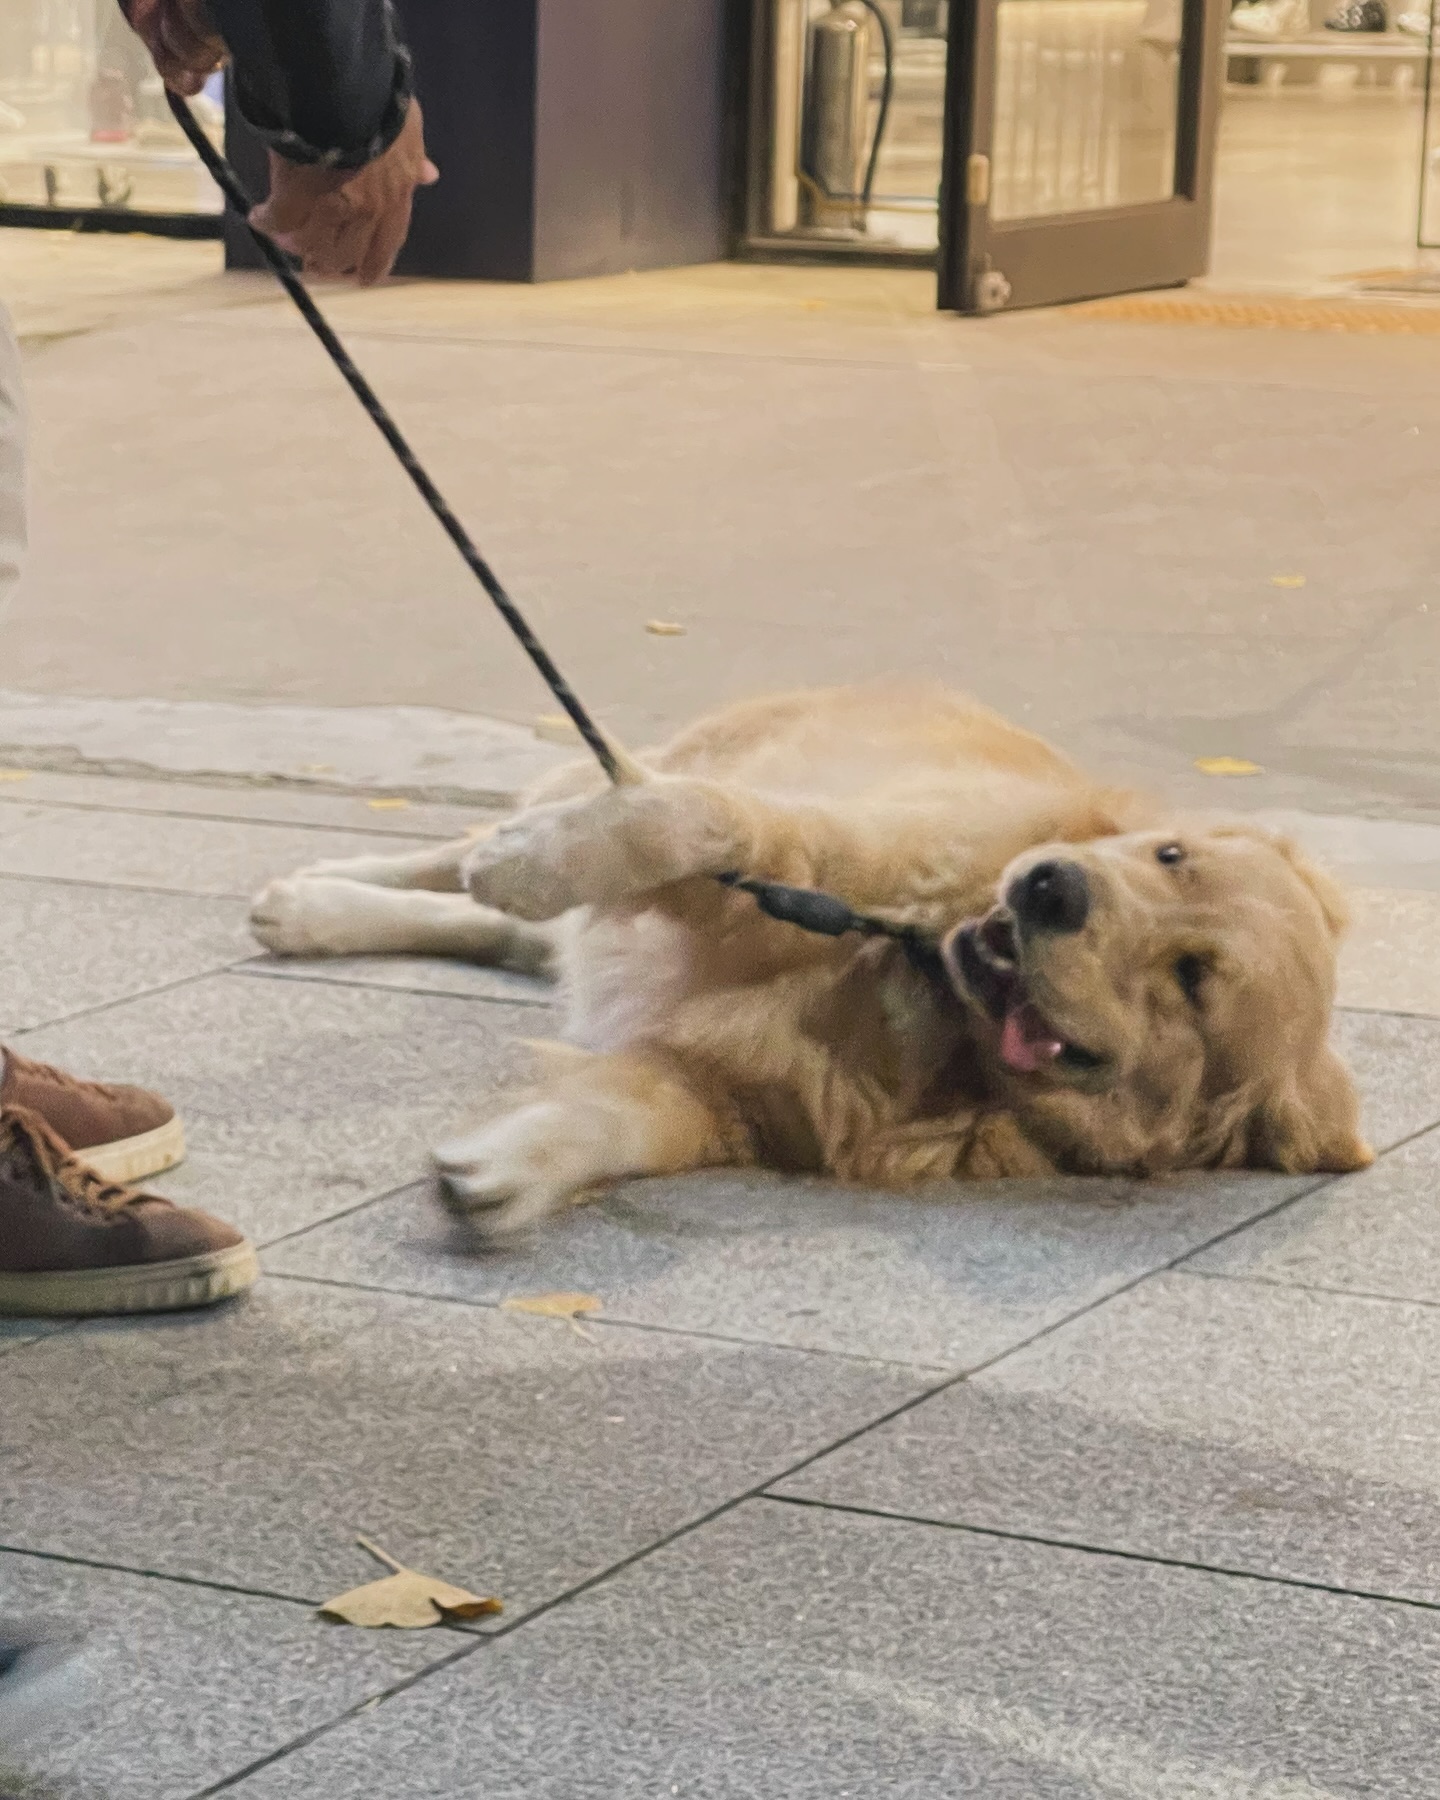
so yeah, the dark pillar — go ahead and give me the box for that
[226,0,738,281]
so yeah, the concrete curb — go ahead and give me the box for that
[0,691,577,806]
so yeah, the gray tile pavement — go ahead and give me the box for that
[0,875,249,1036]
[1328,1007,1440,1152]
[264,1166,1313,1369]
[15,972,542,1245]
[779,1270,1440,1604]
[0,1281,926,1617]
[5,765,1440,1798]
[0,802,438,899]
[0,1548,450,1800]
[219,1502,1440,1800]
[1189,1120,1440,1306]
[0,767,486,838]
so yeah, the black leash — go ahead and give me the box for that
[169,94,940,970]
[168,92,628,785]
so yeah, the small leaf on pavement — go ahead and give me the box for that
[1269,574,1306,588]
[1194,756,1263,776]
[534,713,581,744]
[645,620,686,636]
[501,1292,603,1320]
[319,1536,502,1629]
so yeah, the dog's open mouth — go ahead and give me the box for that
[946,912,1103,1076]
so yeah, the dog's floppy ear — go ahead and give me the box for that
[1214,825,1351,941]
[1247,1045,1373,1174]
[1269,835,1350,941]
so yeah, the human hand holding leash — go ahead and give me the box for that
[251,95,438,286]
[120,0,226,96]
[124,0,437,286]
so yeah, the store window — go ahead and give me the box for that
[747,0,951,256]
[0,1,220,225]
[1213,0,1435,286]
[749,0,1438,299]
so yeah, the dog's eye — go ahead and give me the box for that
[1156,843,1185,867]
[1174,954,1207,1004]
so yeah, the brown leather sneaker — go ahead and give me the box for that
[0,1107,256,1317]
[0,1047,185,1184]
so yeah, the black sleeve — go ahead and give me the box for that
[206,0,413,169]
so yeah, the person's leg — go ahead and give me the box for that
[0,303,25,627]
[0,305,256,1315]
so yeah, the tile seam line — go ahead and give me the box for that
[0,865,253,902]
[0,790,461,839]
[257,1267,952,1374]
[230,964,554,1008]
[187,1636,490,1799]
[0,1539,464,1620]
[161,309,1430,395]
[1166,1111,1440,1274]
[256,1176,435,1252]
[758,1494,1440,1613]
[1177,1264,1440,1313]
[160,314,963,375]
[7,961,248,1040]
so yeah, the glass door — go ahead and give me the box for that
[939,0,1227,310]
[0,0,222,232]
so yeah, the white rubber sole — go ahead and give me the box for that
[79,1113,186,1184]
[0,1240,259,1317]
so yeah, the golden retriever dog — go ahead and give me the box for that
[251,683,1372,1236]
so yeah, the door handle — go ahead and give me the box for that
[966,152,991,207]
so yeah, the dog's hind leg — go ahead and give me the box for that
[250,877,556,973]
[434,1050,731,1237]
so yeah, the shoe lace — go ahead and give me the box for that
[6,1107,139,1214]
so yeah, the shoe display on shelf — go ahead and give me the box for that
[1324,0,1388,28]
[1396,6,1432,32]
[1230,0,1311,38]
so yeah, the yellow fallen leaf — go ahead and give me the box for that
[366,797,410,811]
[501,1291,603,1320]
[0,769,31,782]
[1269,574,1306,588]
[1194,756,1263,776]
[318,1536,502,1629]
[645,620,686,636]
[534,712,580,745]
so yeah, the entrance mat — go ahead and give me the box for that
[1068,291,1440,333]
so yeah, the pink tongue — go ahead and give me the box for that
[1000,1005,1065,1074]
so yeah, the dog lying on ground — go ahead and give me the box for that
[250,683,1372,1236]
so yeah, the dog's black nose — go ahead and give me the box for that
[1010,860,1090,934]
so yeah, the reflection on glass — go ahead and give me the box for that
[0,0,220,216]
[991,0,1181,220]
[762,0,950,252]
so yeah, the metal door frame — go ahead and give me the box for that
[938,0,1227,313]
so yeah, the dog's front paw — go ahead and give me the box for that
[432,1104,579,1237]
[249,876,379,957]
[459,809,591,921]
[461,782,738,920]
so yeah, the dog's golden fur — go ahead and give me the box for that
[251,683,1371,1234]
